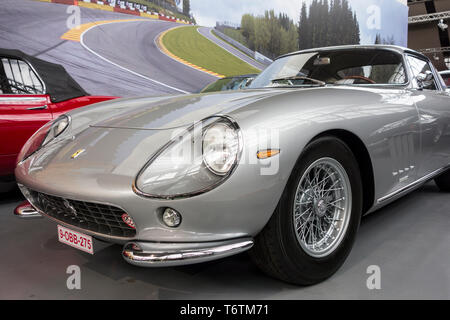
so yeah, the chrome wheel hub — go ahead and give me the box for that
[315,198,328,217]
[293,158,352,258]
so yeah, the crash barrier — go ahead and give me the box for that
[34,0,193,25]
[212,28,273,66]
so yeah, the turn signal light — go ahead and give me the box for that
[257,149,280,159]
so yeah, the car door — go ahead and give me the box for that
[405,54,450,178]
[0,56,52,176]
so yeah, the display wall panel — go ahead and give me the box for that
[434,0,450,12]
[409,2,427,16]
[409,24,441,49]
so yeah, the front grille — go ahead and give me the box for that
[29,190,136,238]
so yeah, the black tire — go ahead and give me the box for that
[250,136,363,285]
[435,170,450,192]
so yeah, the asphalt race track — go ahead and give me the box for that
[1,0,450,300]
[82,20,216,94]
[0,0,216,96]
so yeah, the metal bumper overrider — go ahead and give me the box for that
[122,238,254,267]
[14,201,42,219]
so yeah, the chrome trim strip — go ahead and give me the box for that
[377,165,450,204]
[0,97,47,103]
[122,238,254,267]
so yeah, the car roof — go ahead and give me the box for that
[276,44,426,61]
[0,48,88,103]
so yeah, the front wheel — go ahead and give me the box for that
[250,136,363,285]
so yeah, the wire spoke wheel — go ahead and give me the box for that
[293,157,352,258]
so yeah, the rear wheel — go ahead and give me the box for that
[250,136,363,285]
[435,169,450,192]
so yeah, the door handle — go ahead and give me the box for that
[27,105,48,110]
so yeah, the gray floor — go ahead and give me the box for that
[0,182,449,299]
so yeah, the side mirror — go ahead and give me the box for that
[417,70,434,90]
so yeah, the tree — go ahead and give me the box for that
[297,0,360,50]
[228,10,299,59]
[183,0,190,17]
[375,34,382,44]
[241,14,256,50]
[298,2,309,50]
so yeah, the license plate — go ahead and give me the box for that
[58,225,94,255]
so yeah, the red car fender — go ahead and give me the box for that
[0,94,117,178]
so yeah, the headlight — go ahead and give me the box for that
[134,116,241,199]
[202,122,239,175]
[19,115,70,162]
[43,116,70,145]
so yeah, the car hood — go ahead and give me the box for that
[86,89,285,130]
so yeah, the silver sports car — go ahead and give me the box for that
[15,45,450,285]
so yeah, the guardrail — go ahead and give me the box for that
[36,0,193,25]
[212,28,273,66]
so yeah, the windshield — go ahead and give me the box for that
[201,76,255,93]
[249,49,407,88]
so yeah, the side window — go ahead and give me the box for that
[0,57,44,95]
[406,55,437,90]
[444,74,450,87]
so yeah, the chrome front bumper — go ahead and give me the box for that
[122,238,254,267]
[14,201,42,219]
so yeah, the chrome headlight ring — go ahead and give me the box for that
[133,115,243,200]
[19,114,71,163]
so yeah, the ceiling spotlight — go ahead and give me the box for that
[438,19,448,31]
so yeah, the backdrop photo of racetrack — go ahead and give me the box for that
[0,0,408,98]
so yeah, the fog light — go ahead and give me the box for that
[162,208,182,228]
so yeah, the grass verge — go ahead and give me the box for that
[162,26,260,77]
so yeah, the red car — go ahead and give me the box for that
[0,49,116,191]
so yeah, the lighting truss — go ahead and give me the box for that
[409,11,450,24]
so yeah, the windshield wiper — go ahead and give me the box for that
[271,76,326,86]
